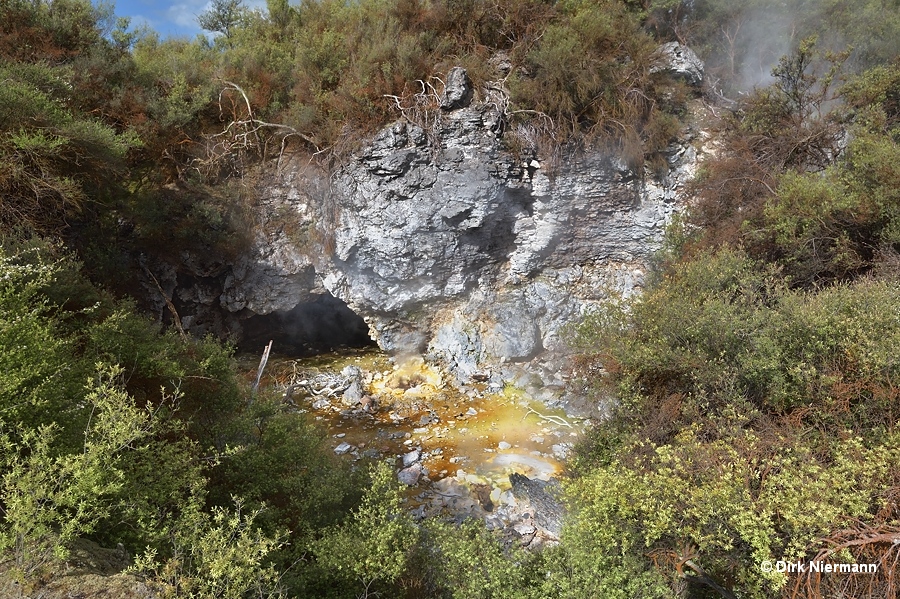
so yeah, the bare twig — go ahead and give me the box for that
[522,407,572,428]
[140,263,186,340]
[195,81,323,179]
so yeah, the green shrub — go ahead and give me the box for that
[564,430,900,598]
[421,518,535,599]
[313,461,418,598]
[208,403,362,533]
[0,365,175,573]
[570,245,900,597]
[0,240,91,444]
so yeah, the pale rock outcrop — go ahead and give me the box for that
[651,41,705,86]
[154,57,707,401]
[315,96,701,389]
[440,66,474,110]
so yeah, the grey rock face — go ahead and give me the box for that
[220,167,326,314]
[313,100,701,387]
[651,42,704,86]
[153,64,708,397]
[440,67,474,110]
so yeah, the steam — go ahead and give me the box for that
[711,1,849,94]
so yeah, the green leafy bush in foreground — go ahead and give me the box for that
[570,250,900,597]
[0,238,359,597]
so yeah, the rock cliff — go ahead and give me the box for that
[150,49,707,406]
[321,105,701,393]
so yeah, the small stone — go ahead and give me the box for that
[465,407,478,416]
[499,490,517,507]
[398,463,422,486]
[334,433,346,438]
[402,449,421,467]
[551,444,571,459]
[485,516,504,530]
[513,523,537,536]
[334,442,353,455]
[498,441,511,450]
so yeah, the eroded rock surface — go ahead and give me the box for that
[652,41,705,86]
[316,99,702,392]
[151,62,708,399]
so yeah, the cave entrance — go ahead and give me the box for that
[239,293,375,356]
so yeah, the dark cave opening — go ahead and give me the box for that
[239,293,375,356]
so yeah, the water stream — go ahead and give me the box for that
[248,348,587,544]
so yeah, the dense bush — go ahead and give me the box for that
[0,60,137,234]
[684,45,900,287]
[0,238,371,596]
[570,249,900,597]
[640,0,900,92]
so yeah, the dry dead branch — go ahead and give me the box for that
[140,262,186,340]
[195,81,324,179]
[383,77,443,146]
[788,521,900,599]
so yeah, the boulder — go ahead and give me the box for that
[340,365,365,406]
[440,67,474,110]
[651,42,704,86]
[398,463,423,486]
[510,472,564,536]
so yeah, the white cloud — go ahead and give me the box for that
[166,0,210,30]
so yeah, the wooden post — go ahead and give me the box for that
[252,340,273,395]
